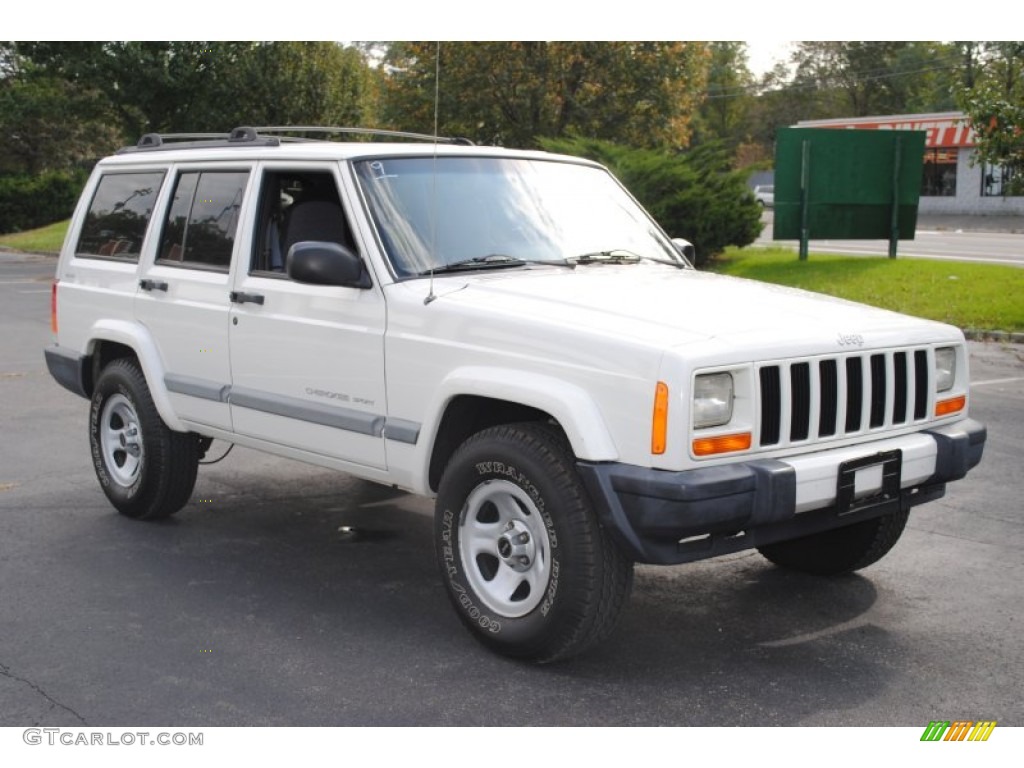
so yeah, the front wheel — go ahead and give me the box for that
[757,509,910,575]
[435,423,633,662]
[89,358,198,520]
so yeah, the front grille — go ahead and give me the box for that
[758,349,929,448]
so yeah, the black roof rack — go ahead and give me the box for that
[118,125,474,154]
[252,126,475,146]
[118,127,280,154]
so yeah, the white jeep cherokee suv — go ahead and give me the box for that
[45,127,986,661]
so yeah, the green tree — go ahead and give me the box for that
[958,42,1024,194]
[381,42,708,149]
[229,42,380,129]
[0,48,112,231]
[15,42,239,136]
[787,41,959,117]
[0,73,120,174]
[12,42,379,139]
[887,42,964,113]
[693,42,756,151]
[749,41,969,126]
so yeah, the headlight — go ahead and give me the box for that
[935,347,957,392]
[693,373,734,428]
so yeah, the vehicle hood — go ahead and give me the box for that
[410,263,957,354]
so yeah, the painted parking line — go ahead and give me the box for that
[972,377,1024,388]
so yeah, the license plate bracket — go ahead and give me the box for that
[836,449,902,516]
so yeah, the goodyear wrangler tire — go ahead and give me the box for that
[89,358,198,520]
[435,423,633,662]
[757,508,910,576]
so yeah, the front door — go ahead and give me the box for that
[226,162,387,470]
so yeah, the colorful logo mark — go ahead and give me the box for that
[920,720,997,742]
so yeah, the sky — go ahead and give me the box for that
[745,41,795,77]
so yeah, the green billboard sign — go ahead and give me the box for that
[773,127,927,258]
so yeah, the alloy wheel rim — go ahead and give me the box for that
[459,479,552,618]
[99,394,143,487]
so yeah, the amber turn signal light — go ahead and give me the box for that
[651,381,669,455]
[693,432,752,457]
[935,395,966,417]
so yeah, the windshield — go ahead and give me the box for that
[353,156,685,277]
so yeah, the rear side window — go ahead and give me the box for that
[75,172,166,261]
[157,170,249,271]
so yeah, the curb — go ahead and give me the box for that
[0,248,58,262]
[964,329,1024,344]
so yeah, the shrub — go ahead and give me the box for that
[0,170,88,235]
[539,137,762,266]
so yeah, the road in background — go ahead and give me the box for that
[2,252,1022,726]
[756,210,1024,266]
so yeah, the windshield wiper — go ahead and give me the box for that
[419,254,527,276]
[571,249,684,269]
[419,254,575,276]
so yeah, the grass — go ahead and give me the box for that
[0,219,70,254]
[711,246,1024,333]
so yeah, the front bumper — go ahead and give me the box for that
[578,419,986,565]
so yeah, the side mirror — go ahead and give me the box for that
[672,237,695,262]
[286,241,371,289]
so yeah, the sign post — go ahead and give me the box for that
[800,139,810,261]
[889,136,901,259]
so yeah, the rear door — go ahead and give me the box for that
[135,164,252,431]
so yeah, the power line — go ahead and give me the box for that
[704,52,969,101]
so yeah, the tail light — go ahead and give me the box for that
[51,280,59,336]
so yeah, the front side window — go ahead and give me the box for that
[75,172,166,260]
[353,156,682,277]
[251,170,354,274]
[157,170,249,270]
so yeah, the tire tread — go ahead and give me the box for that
[758,508,910,576]
[437,421,632,662]
[90,358,198,520]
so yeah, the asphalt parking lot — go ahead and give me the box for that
[1,252,1022,727]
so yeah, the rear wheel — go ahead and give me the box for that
[757,509,910,575]
[89,358,198,519]
[436,423,633,662]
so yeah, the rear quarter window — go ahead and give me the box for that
[75,172,166,261]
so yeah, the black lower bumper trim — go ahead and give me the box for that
[579,420,985,565]
[44,346,89,399]
[927,419,986,483]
